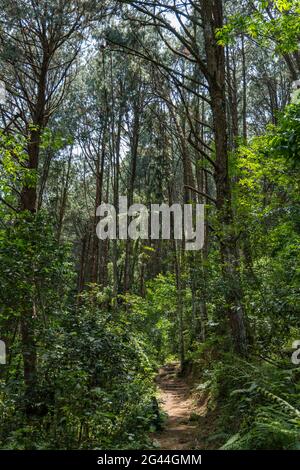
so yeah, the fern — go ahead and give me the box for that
[214,357,300,450]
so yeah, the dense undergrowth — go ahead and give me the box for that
[0,285,161,449]
[186,339,300,450]
[0,1,300,452]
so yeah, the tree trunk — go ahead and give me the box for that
[20,125,43,413]
[124,105,140,292]
[200,0,248,355]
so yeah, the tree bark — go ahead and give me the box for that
[200,0,248,355]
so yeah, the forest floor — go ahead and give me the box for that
[152,362,209,450]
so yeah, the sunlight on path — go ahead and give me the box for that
[153,363,200,450]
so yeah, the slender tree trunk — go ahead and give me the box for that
[226,46,239,149]
[241,35,248,143]
[174,241,185,369]
[124,105,140,292]
[78,234,87,292]
[20,120,45,414]
[112,108,122,295]
[57,149,73,244]
[200,0,248,355]
[91,141,105,283]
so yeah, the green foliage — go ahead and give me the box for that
[1,0,300,453]
[123,273,178,363]
[189,101,300,450]
[0,83,160,451]
[40,128,74,152]
[214,357,300,450]
[0,211,74,320]
[230,105,300,354]
[0,285,159,449]
[217,1,300,54]
[271,105,300,164]
[0,132,29,207]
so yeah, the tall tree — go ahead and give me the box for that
[0,0,98,413]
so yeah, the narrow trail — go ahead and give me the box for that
[153,363,201,450]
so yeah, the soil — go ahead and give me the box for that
[152,362,206,450]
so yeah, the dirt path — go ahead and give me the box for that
[153,363,200,450]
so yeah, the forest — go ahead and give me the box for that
[0,0,299,453]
